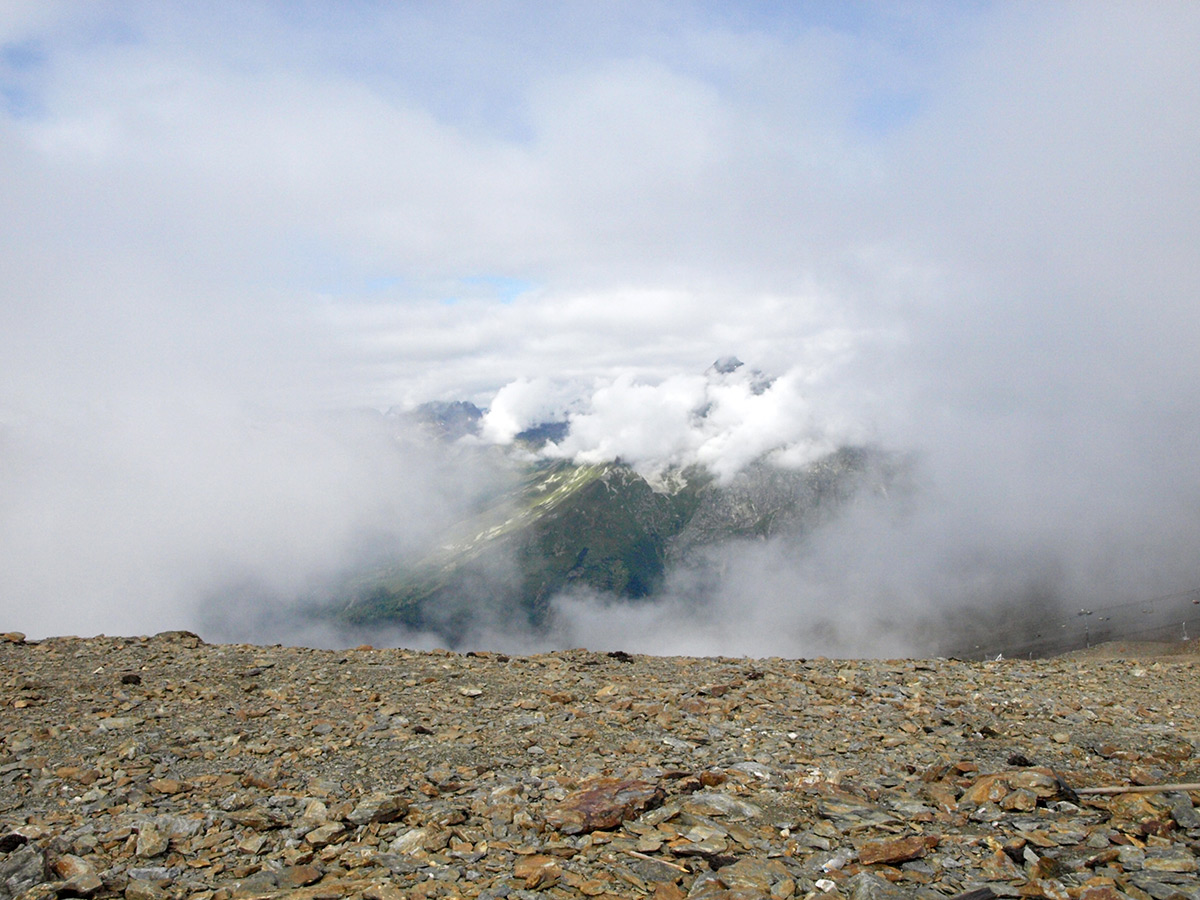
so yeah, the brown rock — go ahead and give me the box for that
[962,775,1011,806]
[514,854,562,889]
[1031,879,1073,900]
[981,848,1024,881]
[304,823,346,847]
[241,772,275,790]
[362,885,407,900]
[1142,846,1198,873]
[55,766,99,785]
[858,835,938,866]
[1001,788,1039,811]
[277,864,324,887]
[148,778,189,794]
[1129,765,1165,786]
[1083,848,1120,868]
[227,807,288,830]
[926,781,959,811]
[51,853,95,879]
[708,857,795,898]
[52,853,103,897]
[545,777,665,834]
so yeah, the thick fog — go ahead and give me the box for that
[2,4,1199,653]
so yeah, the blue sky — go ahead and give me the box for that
[3,2,1200,640]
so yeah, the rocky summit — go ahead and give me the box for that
[2,632,1200,900]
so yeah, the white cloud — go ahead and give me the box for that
[536,364,855,483]
[0,402,489,639]
[479,377,577,444]
[555,373,706,470]
[3,2,1200,649]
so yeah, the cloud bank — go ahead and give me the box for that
[2,3,1199,653]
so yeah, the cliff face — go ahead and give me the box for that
[2,631,1200,900]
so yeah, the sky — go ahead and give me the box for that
[2,2,1200,649]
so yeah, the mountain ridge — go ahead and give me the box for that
[332,442,901,645]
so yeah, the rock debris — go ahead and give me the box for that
[1,630,1199,900]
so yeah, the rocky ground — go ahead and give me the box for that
[2,631,1199,900]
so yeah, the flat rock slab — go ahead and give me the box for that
[545,777,665,833]
[857,834,938,865]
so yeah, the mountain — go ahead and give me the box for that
[331,443,901,644]
[395,400,484,441]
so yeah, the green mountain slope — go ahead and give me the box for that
[333,446,894,644]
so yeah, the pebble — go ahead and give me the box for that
[0,633,1198,899]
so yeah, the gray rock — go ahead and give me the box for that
[346,794,408,826]
[125,879,169,900]
[1168,792,1200,829]
[0,844,45,900]
[848,871,917,900]
[684,791,763,820]
[134,824,168,858]
[230,869,279,898]
[1130,876,1200,900]
[125,866,176,884]
[1142,845,1199,874]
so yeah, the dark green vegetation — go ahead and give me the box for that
[334,444,899,645]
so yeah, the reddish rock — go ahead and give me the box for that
[51,853,95,880]
[545,778,665,834]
